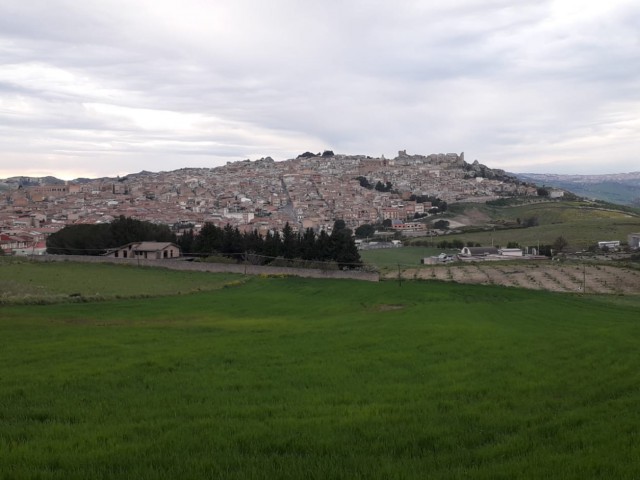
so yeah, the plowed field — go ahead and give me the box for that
[389,262,640,295]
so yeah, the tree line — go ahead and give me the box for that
[46,216,362,269]
[179,220,362,268]
[46,216,175,255]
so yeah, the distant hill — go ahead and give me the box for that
[515,172,640,207]
[0,176,105,192]
[1,175,66,187]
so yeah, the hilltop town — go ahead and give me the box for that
[1,150,539,254]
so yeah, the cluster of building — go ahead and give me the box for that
[1,151,539,255]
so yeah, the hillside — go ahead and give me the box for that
[516,172,640,206]
[407,200,640,252]
[0,151,539,232]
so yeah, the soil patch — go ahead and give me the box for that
[386,263,640,295]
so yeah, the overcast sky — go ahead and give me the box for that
[1,0,639,179]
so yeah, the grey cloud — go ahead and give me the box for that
[0,0,639,178]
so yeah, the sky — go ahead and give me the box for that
[1,0,639,180]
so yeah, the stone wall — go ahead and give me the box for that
[31,255,380,282]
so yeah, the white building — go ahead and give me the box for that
[499,248,524,257]
[598,240,620,250]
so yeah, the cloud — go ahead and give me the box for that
[0,0,639,179]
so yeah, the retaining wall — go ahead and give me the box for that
[29,255,380,282]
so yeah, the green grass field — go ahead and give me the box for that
[1,262,640,479]
[424,201,640,251]
[360,247,457,270]
[0,258,242,304]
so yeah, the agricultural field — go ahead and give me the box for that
[361,247,640,295]
[0,258,243,304]
[393,262,640,296]
[1,261,640,479]
[426,201,640,251]
[360,246,455,269]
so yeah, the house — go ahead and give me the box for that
[628,233,640,250]
[106,242,181,260]
[598,240,620,251]
[499,247,523,257]
[13,241,47,256]
[422,253,454,264]
[0,233,31,254]
[390,220,427,232]
[460,246,499,257]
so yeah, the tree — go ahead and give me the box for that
[263,230,282,259]
[46,216,176,255]
[221,224,243,257]
[282,222,298,259]
[333,219,346,232]
[374,181,392,192]
[330,223,361,269]
[300,228,317,260]
[433,219,450,230]
[354,224,375,239]
[355,176,373,189]
[243,229,264,256]
[178,228,195,253]
[315,230,333,261]
[553,236,569,253]
[195,222,223,254]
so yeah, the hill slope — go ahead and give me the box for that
[516,172,640,206]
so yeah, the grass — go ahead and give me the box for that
[418,201,640,251]
[0,257,243,304]
[360,246,456,270]
[1,262,640,479]
[443,220,640,251]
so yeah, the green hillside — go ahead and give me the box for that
[419,200,640,251]
[516,175,640,206]
[1,262,639,479]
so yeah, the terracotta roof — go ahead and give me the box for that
[132,242,177,252]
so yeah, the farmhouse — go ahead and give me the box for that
[628,233,640,250]
[499,247,523,257]
[598,240,620,251]
[106,242,181,260]
[422,253,454,264]
[390,220,428,232]
[460,246,499,257]
[457,246,532,262]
